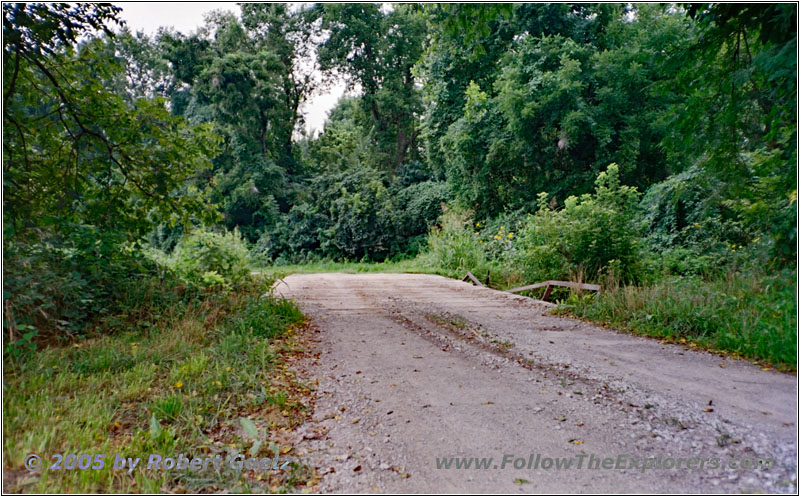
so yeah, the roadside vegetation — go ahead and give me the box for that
[3,4,796,492]
[4,276,314,493]
[3,5,311,492]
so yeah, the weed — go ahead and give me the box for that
[2,283,314,493]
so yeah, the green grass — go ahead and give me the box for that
[255,257,447,280]
[3,284,313,493]
[556,267,797,371]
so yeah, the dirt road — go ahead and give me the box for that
[275,273,797,493]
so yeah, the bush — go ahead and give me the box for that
[425,207,488,274]
[316,169,398,261]
[253,203,331,264]
[393,181,450,256]
[3,226,193,357]
[170,228,251,287]
[514,163,644,282]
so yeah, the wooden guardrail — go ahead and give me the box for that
[462,272,600,302]
[506,280,601,301]
[461,271,485,287]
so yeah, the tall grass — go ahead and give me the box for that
[558,267,797,370]
[3,283,311,493]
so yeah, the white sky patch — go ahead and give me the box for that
[115,2,240,36]
[301,80,349,137]
[115,1,345,135]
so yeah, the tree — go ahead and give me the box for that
[3,3,219,239]
[3,3,222,343]
[100,27,175,104]
[157,8,319,241]
[241,3,319,172]
[313,3,426,170]
[662,3,797,259]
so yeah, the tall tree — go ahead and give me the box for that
[313,3,426,170]
[157,8,319,241]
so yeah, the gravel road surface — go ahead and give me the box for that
[275,273,797,493]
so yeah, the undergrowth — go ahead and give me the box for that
[3,280,316,493]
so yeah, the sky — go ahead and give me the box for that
[115,2,346,135]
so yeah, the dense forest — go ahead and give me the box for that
[2,3,797,492]
[3,3,796,362]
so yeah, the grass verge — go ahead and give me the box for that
[255,257,448,281]
[3,280,318,493]
[555,267,797,372]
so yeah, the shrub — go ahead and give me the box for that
[393,181,450,256]
[171,228,251,287]
[3,226,192,356]
[638,165,778,277]
[253,204,331,264]
[316,169,398,261]
[425,207,488,274]
[515,163,644,282]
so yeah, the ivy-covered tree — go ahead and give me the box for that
[155,7,326,242]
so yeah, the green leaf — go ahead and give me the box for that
[249,440,262,457]
[149,415,162,440]
[239,417,260,439]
